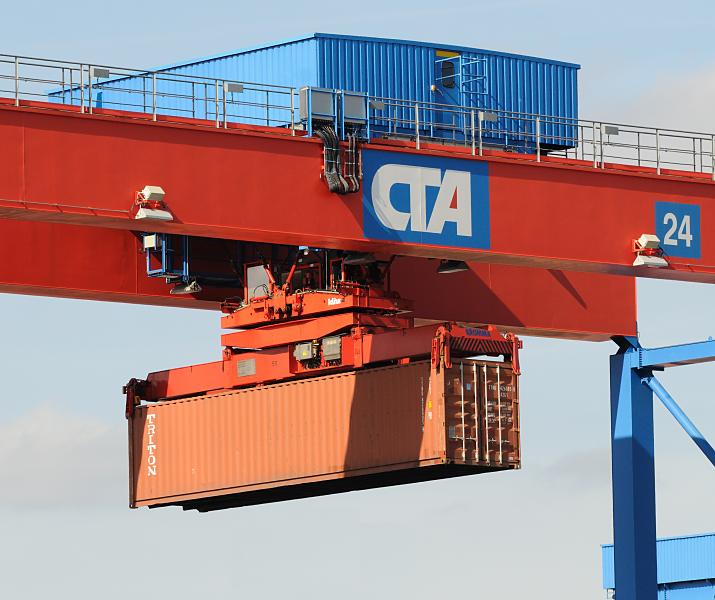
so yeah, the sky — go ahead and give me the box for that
[0,1,714,598]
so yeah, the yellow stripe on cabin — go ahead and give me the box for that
[436,50,460,58]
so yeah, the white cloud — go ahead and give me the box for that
[0,405,126,507]
[599,65,715,133]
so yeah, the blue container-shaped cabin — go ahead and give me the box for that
[49,33,579,150]
[602,533,715,599]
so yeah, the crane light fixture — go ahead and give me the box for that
[141,186,165,202]
[437,259,470,274]
[636,233,661,249]
[135,206,174,221]
[633,254,669,268]
[134,185,173,221]
[632,233,669,268]
[170,280,202,295]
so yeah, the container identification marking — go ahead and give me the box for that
[362,149,490,249]
[146,413,157,476]
[655,201,701,259]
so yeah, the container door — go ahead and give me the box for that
[433,50,463,139]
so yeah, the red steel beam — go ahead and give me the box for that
[0,220,636,340]
[0,102,712,281]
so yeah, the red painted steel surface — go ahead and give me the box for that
[220,312,411,349]
[129,359,519,510]
[0,220,229,308]
[0,220,636,339]
[0,102,712,281]
[390,259,637,340]
[135,321,520,401]
[220,287,412,330]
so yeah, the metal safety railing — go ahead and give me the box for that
[0,52,714,180]
[0,53,299,132]
[368,95,715,179]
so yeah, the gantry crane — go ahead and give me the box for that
[0,52,714,600]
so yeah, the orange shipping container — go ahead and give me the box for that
[129,359,520,511]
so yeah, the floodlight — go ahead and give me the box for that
[437,259,470,274]
[636,233,661,250]
[141,186,165,203]
[170,280,202,295]
[135,207,173,221]
[633,255,669,268]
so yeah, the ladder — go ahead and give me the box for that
[459,56,488,107]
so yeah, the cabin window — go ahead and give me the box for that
[441,60,455,88]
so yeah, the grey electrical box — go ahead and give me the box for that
[143,233,162,250]
[321,336,342,361]
[294,341,317,361]
[237,359,257,377]
[342,92,367,124]
[299,87,335,121]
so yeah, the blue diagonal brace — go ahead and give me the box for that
[642,375,715,468]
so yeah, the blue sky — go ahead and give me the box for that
[0,2,714,598]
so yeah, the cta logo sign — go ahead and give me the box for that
[362,150,490,249]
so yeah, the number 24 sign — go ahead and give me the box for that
[655,202,701,259]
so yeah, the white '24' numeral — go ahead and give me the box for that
[663,212,693,248]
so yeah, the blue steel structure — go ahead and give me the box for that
[603,533,715,599]
[141,233,244,289]
[144,234,189,282]
[610,338,715,599]
[47,33,579,148]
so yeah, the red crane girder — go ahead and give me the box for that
[0,220,635,340]
[0,101,712,282]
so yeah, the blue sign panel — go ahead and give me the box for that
[655,202,701,259]
[362,149,490,249]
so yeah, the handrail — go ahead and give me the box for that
[0,52,713,180]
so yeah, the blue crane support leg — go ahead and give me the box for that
[608,336,715,598]
[610,340,658,600]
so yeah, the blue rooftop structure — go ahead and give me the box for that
[49,33,579,150]
[603,533,715,598]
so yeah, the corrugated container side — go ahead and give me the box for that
[51,39,318,126]
[130,359,519,510]
[602,533,715,588]
[162,39,317,124]
[316,36,577,148]
[317,36,435,132]
[131,361,440,507]
[465,51,578,147]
